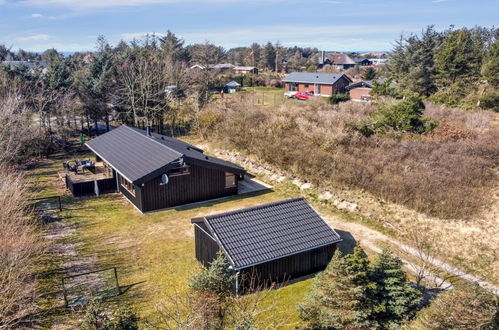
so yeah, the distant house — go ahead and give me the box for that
[2,60,48,73]
[345,77,396,101]
[189,63,234,72]
[319,52,356,69]
[224,81,241,93]
[233,66,258,75]
[192,198,342,292]
[353,58,373,66]
[282,72,352,96]
[369,58,388,66]
[85,125,246,213]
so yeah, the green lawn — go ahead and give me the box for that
[29,153,316,328]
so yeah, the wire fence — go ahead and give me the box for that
[62,267,121,308]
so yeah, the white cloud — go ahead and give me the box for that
[120,32,166,40]
[432,0,449,2]
[177,24,415,45]
[120,24,413,50]
[30,13,43,17]
[15,34,51,41]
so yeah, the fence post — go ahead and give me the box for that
[61,277,68,307]
[58,196,62,212]
[114,267,121,294]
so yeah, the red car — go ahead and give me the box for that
[295,92,314,100]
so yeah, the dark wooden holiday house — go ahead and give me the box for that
[85,125,246,213]
[191,198,342,292]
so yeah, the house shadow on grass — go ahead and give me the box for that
[149,189,274,213]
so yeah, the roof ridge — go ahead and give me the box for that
[205,197,306,220]
[123,125,183,158]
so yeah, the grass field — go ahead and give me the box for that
[28,153,323,328]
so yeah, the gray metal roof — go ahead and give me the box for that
[197,198,342,269]
[282,72,346,85]
[85,125,245,184]
[233,66,257,70]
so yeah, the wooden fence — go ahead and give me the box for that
[65,174,116,197]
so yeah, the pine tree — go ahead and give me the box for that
[298,246,376,329]
[370,249,422,329]
[160,30,189,63]
[482,39,499,88]
[190,251,236,297]
[362,67,377,81]
[259,42,275,70]
[435,29,484,84]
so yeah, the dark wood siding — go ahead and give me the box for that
[117,173,143,211]
[333,76,351,94]
[238,244,336,291]
[193,226,337,293]
[140,163,238,212]
[194,223,221,268]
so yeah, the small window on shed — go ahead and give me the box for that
[120,176,135,196]
[304,83,309,88]
[225,172,237,188]
[168,165,191,177]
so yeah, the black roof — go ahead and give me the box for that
[85,125,245,184]
[282,72,350,85]
[192,198,342,269]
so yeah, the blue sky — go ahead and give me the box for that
[0,0,497,52]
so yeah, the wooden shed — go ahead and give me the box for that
[85,125,246,213]
[191,198,342,292]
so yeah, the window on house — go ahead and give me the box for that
[304,84,309,88]
[120,176,135,196]
[225,172,237,188]
[168,165,191,177]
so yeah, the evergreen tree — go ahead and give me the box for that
[370,249,422,329]
[298,246,376,329]
[190,251,236,297]
[160,30,189,63]
[249,43,261,67]
[435,29,483,84]
[45,58,71,91]
[259,42,276,70]
[482,39,499,88]
[362,67,377,81]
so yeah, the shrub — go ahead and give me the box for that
[480,93,499,112]
[298,247,422,329]
[329,93,350,104]
[371,99,437,134]
[0,169,45,328]
[198,96,498,219]
[190,251,236,297]
[79,300,139,330]
[409,283,499,330]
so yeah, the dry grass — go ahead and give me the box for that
[0,167,46,329]
[199,97,499,220]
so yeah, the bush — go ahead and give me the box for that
[198,96,499,219]
[329,93,350,104]
[371,99,437,134]
[409,283,498,330]
[480,93,499,112]
[190,251,236,297]
[79,300,139,330]
[298,247,422,329]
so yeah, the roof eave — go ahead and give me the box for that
[234,239,342,270]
